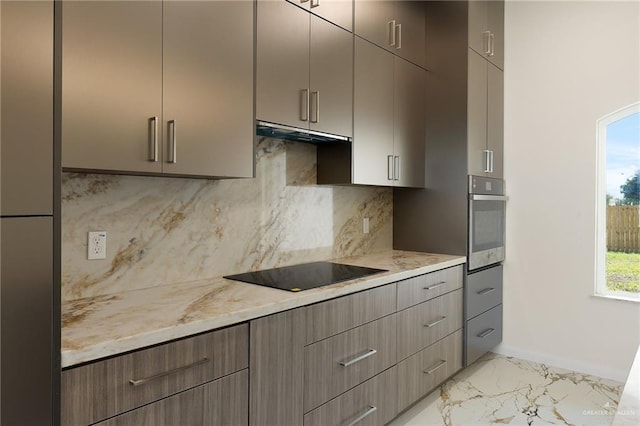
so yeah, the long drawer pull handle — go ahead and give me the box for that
[423,281,447,291]
[424,359,447,375]
[424,316,447,328]
[339,348,377,367]
[477,287,496,295]
[300,89,309,122]
[478,328,495,339]
[129,357,210,387]
[344,405,377,426]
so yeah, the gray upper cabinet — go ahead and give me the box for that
[62,0,254,178]
[468,50,503,178]
[468,0,504,70]
[1,0,53,216]
[288,0,353,31]
[394,55,426,187]
[162,0,254,178]
[61,1,163,174]
[353,38,395,186]
[353,38,425,187]
[257,0,353,138]
[354,0,425,68]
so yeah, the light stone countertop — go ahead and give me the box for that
[61,250,465,368]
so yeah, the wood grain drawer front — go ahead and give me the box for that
[466,264,503,320]
[95,369,248,426]
[396,329,463,413]
[61,323,249,425]
[397,289,463,361]
[305,284,396,345]
[396,265,463,311]
[304,367,397,426]
[304,314,397,413]
[466,304,503,365]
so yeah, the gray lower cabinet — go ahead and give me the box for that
[61,324,249,425]
[466,304,503,366]
[62,0,254,178]
[257,0,353,138]
[465,264,503,365]
[95,370,248,426]
[396,265,464,311]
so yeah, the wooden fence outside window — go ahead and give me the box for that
[607,205,640,252]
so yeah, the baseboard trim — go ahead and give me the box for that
[493,343,629,383]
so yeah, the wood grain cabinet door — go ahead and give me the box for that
[95,370,248,426]
[61,324,248,425]
[304,314,397,412]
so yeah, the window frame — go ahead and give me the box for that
[595,102,640,302]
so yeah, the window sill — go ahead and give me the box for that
[592,292,640,303]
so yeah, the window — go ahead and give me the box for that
[596,103,640,301]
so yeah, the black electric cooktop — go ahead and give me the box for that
[224,261,388,292]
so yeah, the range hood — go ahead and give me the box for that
[256,121,351,144]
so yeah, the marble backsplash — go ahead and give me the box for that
[62,137,393,301]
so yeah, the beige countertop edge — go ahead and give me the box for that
[61,253,466,368]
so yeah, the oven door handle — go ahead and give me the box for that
[470,195,508,201]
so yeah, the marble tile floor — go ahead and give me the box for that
[390,353,624,426]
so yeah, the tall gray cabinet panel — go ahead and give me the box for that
[468,0,503,70]
[468,49,503,179]
[1,217,54,426]
[0,0,53,216]
[353,38,395,186]
[61,0,163,173]
[256,0,310,131]
[162,0,254,178]
[354,0,394,52]
[487,62,504,179]
[1,1,58,425]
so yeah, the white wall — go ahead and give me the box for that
[500,0,640,382]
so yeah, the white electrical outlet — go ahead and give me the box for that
[363,217,370,234]
[88,231,107,260]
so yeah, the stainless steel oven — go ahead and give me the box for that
[468,176,506,271]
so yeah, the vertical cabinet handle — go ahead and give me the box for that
[168,120,177,164]
[482,30,491,55]
[387,155,394,180]
[148,117,158,162]
[388,20,396,46]
[310,91,319,123]
[488,150,494,173]
[483,149,491,173]
[311,0,320,8]
[394,156,400,180]
[395,23,402,50]
[300,89,309,122]
[343,406,377,426]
